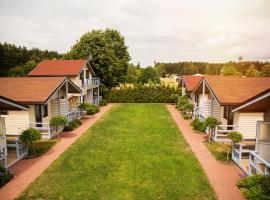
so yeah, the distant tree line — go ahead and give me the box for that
[0,42,62,76]
[156,61,270,77]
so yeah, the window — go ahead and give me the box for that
[223,106,233,120]
[42,104,48,118]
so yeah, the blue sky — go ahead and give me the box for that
[0,0,269,66]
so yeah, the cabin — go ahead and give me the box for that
[28,59,101,106]
[179,75,203,105]
[192,76,270,142]
[0,77,81,167]
[231,89,270,175]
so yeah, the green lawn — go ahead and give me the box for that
[18,104,216,200]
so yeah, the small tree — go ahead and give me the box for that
[19,128,41,157]
[50,115,68,133]
[204,117,219,141]
[183,103,194,119]
[227,131,243,163]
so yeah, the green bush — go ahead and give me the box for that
[79,102,100,115]
[28,139,58,157]
[237,175,270,200]
[191,118,206,132]
[177,96,189,111]
[204,117,218,131]
[86,104,100,115]
[63,119,82,131]
[0,165,14,187]
[99,99,108,106]
[50,115,68,128]
[79,102,91,111]
[169,94,179,104]
[228,131,243,143]
[19,128,42,157]
[105,84,179,103]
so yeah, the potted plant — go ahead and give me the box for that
[19,128,41,157]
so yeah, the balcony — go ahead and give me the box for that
[82,77,100,90]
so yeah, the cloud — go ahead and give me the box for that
[0,0,269,66]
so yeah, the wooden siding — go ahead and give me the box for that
[51,99,68,116]
[4,111,29,135]
[198,94,211,118]
[211,98,221,120]
[238,113,264,139]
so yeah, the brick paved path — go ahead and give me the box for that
[0,104,113,200]
[167,105,246,200]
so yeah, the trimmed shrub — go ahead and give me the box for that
[0,165,13,187]
[99,99,108,106]
[204,117,218,132]
[191,118,206,133]
[169,94,179,104]
[237,175,270,200]
[228,131,243,143]
[63,119,81,131]
[105,84,179,103]
[50,115,68,128]
[79,102,91,111]
[86,104,100,115]
[19,128,42,157]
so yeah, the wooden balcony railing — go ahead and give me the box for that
[248,151,270,176]
[82,77,100,90]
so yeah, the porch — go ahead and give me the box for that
[231,121,270,176]
[0,135,28,168]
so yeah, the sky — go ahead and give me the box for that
[0,0,270,66]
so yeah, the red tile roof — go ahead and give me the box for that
[28,59,87,77]
[182,75,203,92]
[204,76,270,105]
[0,77,66,104]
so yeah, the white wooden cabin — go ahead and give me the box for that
[28,59,101,106]
[0,77,81,167]
[231,89,270,175]
[192,76,270,142]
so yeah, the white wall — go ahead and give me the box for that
[3,111,29,135]
[234,112,264,139]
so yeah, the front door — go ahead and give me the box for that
[35,105,42,127]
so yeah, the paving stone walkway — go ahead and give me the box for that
[167,105,246,200]
[0,104,113,200]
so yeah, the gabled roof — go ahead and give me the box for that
[0,77,81,105]
[0,96,28,110]
[28,59,95,77]
[232,88,270,112]
[195,76,270,105]
[182,75,203,92]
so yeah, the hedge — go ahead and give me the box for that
[105,84,180,103]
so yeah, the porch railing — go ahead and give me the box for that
[29,122,59,139]
[248,151,270,176]
[64,108,83,122]
[193,106,205,121]
[0,135,7,167]
[93,96,102,105]
[212,124,239,142]
[82,77,100,89]
[6,134,28,167]
[232,142,255,173]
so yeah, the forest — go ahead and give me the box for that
[1,29,270,81]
